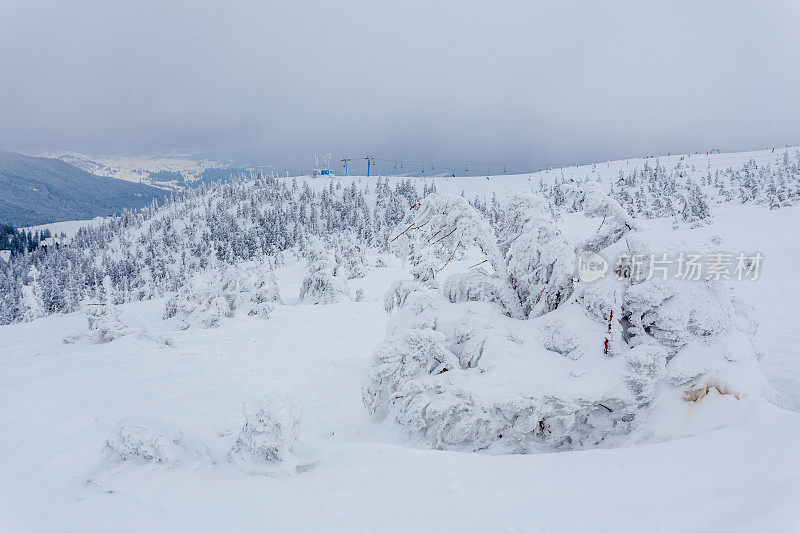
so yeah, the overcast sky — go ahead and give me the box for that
[1,0,799,173]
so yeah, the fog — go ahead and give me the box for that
[1,0,798,173]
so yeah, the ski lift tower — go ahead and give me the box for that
[311,154,333,178]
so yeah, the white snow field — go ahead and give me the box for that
[25,216,107,240]
[2,147,800,531]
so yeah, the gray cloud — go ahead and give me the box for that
[1,0,798,173]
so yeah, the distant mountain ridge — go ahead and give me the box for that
[0,150,169,226]
[33,150,238,188]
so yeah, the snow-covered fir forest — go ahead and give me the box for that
[3,150,798,325]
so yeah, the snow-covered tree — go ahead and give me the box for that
[20,266,45,322]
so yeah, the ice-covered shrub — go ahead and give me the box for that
[228,395,302,472]
[497,192,557,253]
[364,188,781,453]
[506,231,579,317]
[163,262,281,328]
[298,270,350,304]
[244,266,282,317]
[442,269,516,312]
[389,194,524,319]
[331,233,369,279]
[364,283,641,451]
[82,298,132,343]
[409,255,440,286]
[298,235,351,305]
[301,235,336,273]
[384,280,428,313]
[80,276,134,343]
[105,417,185,467]
[577,182,636,252]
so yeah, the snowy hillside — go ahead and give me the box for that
[1,145,799,531]
[0,151,170,226]
[32,151,239,189]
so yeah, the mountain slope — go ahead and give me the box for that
[0,151,169,226]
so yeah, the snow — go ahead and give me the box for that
[0,288,798,530]
[1,145,800,530]
[25,216,106,240]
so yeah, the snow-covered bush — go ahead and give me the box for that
[442,269,514,311]
[409,254,440,287]
[301,235,336,273]
[384,280,427,313]
[577,182,636,252]
[105,417,185,467]
[228,395,302,472]
[331,233,369,279]
[364,188,781,452]
[163,279,234,329]
[80,276,134,343]
[243,265,283,316]
[364,281,640,451]
[388,194,524,319]
[298,236,350,304]
[497,192,557,252]
[82,299,131,343]
[163,262,281,328]
[298,270,350,304]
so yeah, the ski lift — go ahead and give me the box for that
[312,154,333,178]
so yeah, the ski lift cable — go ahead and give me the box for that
[368,147,796,170]
[332,147,797,178]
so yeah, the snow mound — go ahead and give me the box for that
[105,417,185,467]
[228,395,302,473]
